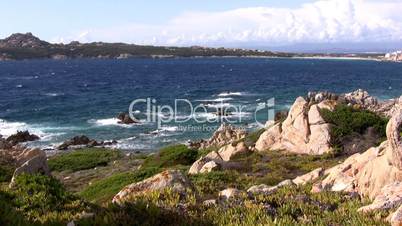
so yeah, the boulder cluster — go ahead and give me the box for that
[0,134,50,188]
[102,89,402,224]
[57,135,117,150]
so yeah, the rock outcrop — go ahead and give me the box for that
[256,97,334,155]
[302,107,402,222]
[117,112,139,124]
[58,135,100,150]
[196,124,247,150]
[343,89,378,110]
[112,170,194,204]
[292,168,324,186]
[256,90,400,155]
[6,130,39,146]
[247,179,294,196]
[218,188,243,200]
[9,148,50,187]
[384,50,402,62]
[312,110,402,199]
[188,141,250,174]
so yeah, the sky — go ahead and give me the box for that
[1,0,402,50]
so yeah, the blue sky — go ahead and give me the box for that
[1,0,402,48]
[0,0,313,38]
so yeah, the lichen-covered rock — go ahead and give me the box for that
[199,161,221,173]
[16,148,45,165]
[293,168,324,185]
[188,151,223,175]
[358,182,402,212]
[10,154,50,187]
[199,124,247,149]
[188,141,250,174]
[389,204,402,226]
[112,170,194,204]
[343,89,378,109]
[247,179,294,195]
[217,142,249,161]
[255,123,281,151]
[218,188,242,200]
[313,109,402,213]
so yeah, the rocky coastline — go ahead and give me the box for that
[1,89,401,225]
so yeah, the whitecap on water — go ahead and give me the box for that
[196,97,233,102]
[88,118,149,127]
[0,119,64,141]
[217,92,246,97]
[44,92,64,97]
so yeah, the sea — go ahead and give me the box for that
[0,57,401,152]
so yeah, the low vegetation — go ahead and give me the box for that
[1,174,90,225]
[142,144,198,169]
[321,104,388,150]
[48,148,121,172]
[0,164,15,183]
[78,145,196,204]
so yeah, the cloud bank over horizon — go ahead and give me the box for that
[52,0,402,47]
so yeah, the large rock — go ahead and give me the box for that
[6,131,39,146]
[117,112,138,124]
[16,148,45,165]
[112,170,194,204]
[313,109,402,213]
[217,142,249,161]
[10,153,50,187]
[256,97,333,155]
[188,151,224,175]
[199,161,221,173]
[58,135,99,150]
[255,124,281,151]
[389,204,402,226]
[247,179,294,195]
[358,182,402,212]
[199,124,247,149]
[342,89,378,109]
[292,168,324,185]
[218,188,243,200]
[188,141,250,174]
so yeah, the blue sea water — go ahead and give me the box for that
[0,57,401,152]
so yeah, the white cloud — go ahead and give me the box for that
[52,0,402,46]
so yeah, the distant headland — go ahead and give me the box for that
[0,32,391,61]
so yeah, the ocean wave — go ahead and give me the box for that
[193,111,251,120]
[0,119,65,141]
[88,118,148,127]
[44,92,64,97]
[205,103,233,108]
[149,126,180,135]
[196,97,233,102]
[217,92,246,97]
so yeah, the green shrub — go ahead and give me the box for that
[233,128,266,147]
[0,190,31,226]
[79,167,160,204]
[190,171,251,196]
[142,145,198,169]
[321,105,388,148]
[9,174,89,224]
[48,148,121,172]
[0,164,15,183]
